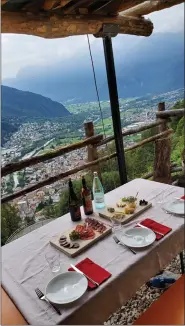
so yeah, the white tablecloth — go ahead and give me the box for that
[2,179,184,325]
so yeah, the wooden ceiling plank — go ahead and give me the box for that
[43,0,61,10]
[118,0,146,12]
[49,1,71,11]
[62,0,92,14]
[90,0,114,13]
[121,0,185,17]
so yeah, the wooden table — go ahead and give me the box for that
[134,275,184,325]
[1,179,184,325]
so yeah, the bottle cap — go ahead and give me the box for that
[94,172,98,176]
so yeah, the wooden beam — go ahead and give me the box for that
[153,103,172,184]
[1,129,173,203]
[121,0,185,17]
[1,11,153,38]
[1,152,117,204]
[156,108,185,119]
[98,119,164,146]
[125,129,173,153]
[142,162,178,179]
[1,134,103,177]
[84,121,101,176]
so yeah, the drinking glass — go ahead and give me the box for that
[45,251,61,274]
[154,187,175,214]
[111,218,122,236]
[154,192,165,208]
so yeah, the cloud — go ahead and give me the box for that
[2,34,89,78]
[2,3,184,79]
[147,2,184,33]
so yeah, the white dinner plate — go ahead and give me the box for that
[118,227,156,248]
[163,200,185,216]
[45,272,88,305]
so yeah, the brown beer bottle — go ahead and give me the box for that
[68,178,81,222]
[81,176,93,215]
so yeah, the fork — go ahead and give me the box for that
[113,235,136,255]
[35,288,61,315]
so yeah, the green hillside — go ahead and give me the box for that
[2,85,70,118]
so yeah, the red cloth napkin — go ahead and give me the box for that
[139,218,172,240]
[180,196,185,200]
[68,258,111,289]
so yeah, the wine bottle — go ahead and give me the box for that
[81,176,93,215]
[92,172,105,209]
[68,178,81,222]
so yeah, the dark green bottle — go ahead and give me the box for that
[68,179,81,222]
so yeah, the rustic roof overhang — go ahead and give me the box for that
[1,0,184,38]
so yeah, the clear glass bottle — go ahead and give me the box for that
[92,172,105,209]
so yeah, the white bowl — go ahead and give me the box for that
[45,271,88,305]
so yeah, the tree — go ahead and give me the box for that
[6,173,15,193]
[6,183,14,194]
[101,171,120,193]
[170,100,184,131]
[48,196,53,205]
[36,201,45,211]
[24,215,35,225]
[1,204,21,246]
[43,205,57,219]
[171,117,184,165]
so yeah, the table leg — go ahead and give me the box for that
[179,252,185,274]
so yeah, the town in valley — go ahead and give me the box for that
[1,87,184,228]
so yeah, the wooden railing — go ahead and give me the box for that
[1,103,184,204]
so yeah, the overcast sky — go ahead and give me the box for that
[2,3,184,79]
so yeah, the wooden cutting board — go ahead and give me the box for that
[99,201,152,225]
[50,220,112,258]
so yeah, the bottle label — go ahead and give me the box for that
[69,205,81,221]
[94,195,104,203]
[84,195,93,212]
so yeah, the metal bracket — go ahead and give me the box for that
[94,23,120,38]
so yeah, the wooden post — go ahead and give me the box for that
[153,102,172,184]
[84,121,101,178]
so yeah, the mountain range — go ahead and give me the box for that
[3,32,184,103]
[1,85,70,118]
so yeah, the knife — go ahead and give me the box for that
[137,223,164,237]
[70,264,99,287]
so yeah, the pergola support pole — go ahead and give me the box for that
[103,36,127,185]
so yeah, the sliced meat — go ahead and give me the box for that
[72,243,80,249]
[59,235,67,241]
[85,217,107,233]
[63,242,70,248]
[59,238,68,243]
[59,240,68,246]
